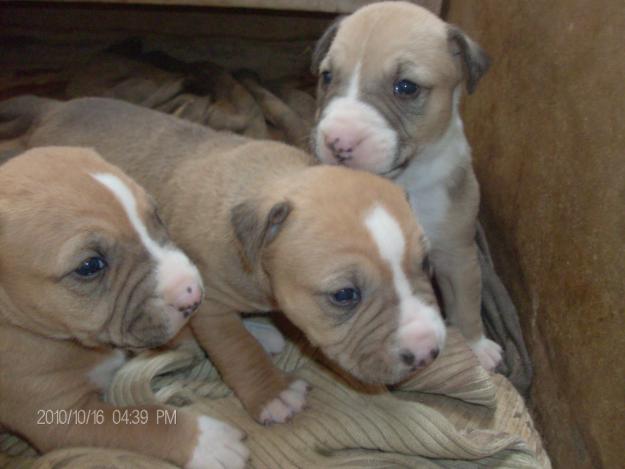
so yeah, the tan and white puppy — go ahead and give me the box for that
[0,147,248,469]
[0,96,446,424]
[311,1,502,370]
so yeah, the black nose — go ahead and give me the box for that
[400,349,415,366]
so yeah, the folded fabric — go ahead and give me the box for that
[107,327,545,468]
[0,328,546,468]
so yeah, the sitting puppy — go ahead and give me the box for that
[0,96,446,424]
[0,147,248,469]
[310,1,502,370]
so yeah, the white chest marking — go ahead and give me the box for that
[88,349,126,391]
[395,86,470,237]
[407,187,449,240]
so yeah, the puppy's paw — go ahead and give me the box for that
[471,336,503,371]
[186,416,249,469]
[243,319,286,355]
[259,379,310,425]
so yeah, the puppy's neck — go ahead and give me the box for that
[396,86,471,192]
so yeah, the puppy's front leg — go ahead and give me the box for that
[433,242,502,371]
[25,396,248,469]
[191,304,309,424]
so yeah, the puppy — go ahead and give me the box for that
[0,96,446,424]
[310,1,502,370]
[0,147,248,469]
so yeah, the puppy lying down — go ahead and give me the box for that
[0,96,446,426]
[0,147,248,468]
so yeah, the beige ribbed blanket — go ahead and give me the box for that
[0,328,549,468]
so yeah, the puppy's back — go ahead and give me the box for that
[1,96,251,192]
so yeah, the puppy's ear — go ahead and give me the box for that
[447,25,490,94]
[231,199,293,268]
[311,16,343,74]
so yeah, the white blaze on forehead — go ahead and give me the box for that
[91,173,161,256]
[91,173,201,295]
[346,62,361,99]
[364,204,440,327]
[364,205,410,299]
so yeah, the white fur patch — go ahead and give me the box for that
[317,99,398,172]
[316,63,398,174]
[396,86,469,237]
[259,379,309,425]
[186,415,249,469]
[346,62,361,99]
[364,205,445,345]
[91,173,201,297]
[470,335,503,371]
[91,173,162,255]
[88,349,126,391]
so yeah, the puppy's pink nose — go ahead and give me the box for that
[166,280,203,318]
[323,129,363,162]
[397,320,444,371]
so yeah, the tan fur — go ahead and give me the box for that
[0,147,207,466]
[311,2,499,368]
[0,97,439,421]
[314,2,462,149]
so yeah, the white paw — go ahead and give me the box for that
[471,336,503,371]
[259,379,309,425]
[243,319,286,355]
[186,416,249,469]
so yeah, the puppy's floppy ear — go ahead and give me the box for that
[231,199,293,268]
[311,16,344,74]
[447,25,491,94]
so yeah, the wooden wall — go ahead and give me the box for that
[446,1,625,467]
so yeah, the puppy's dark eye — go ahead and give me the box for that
[321,70,333,86]
[393,79,420,97]
[330,287,361,308]
[75,256,107,278]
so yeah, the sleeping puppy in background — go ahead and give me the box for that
[311,1,502,370]
[0,147,248,469]
[0,96,446,425]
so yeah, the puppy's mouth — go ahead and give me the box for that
[126,305,188,349]
[103,302,188,350]
[322,348,417,386]
[316,136,412,179]
[378,141,420,178]
[349,363,417,385]
[379,157,410,178]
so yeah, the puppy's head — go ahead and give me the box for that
[0,147,203,349]
[232,165,445,384]
[311,1,489,176]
